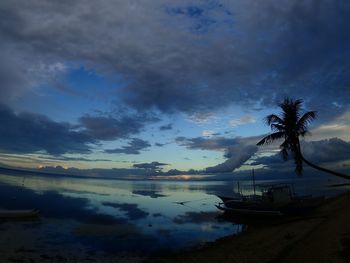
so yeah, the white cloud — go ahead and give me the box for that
[202,130,218,137]
[229,115,256,127]
[186,112,218,125]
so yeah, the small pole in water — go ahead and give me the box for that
[252,169,256,197]
[237,181,240,195]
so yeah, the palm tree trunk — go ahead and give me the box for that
[300,154,350,180]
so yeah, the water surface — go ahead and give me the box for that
[0,171,347,257]
[0,173,241,256]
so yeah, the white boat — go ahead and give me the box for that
[0,209,39,219]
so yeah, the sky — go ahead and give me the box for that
[0,0,350,178]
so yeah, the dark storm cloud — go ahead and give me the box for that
[1,0,349,120]
[175,136,260,152]
[250,154,286,167]
[104,138,151,155]
[252,138,350,168]
[35,166,150,178]
[302,138,350,163]
[176,136,240,151]
[79,113,156,141]
[0,104,94,155]
[37,155,112,162]
[176,136,259,172]
[159,124,173,131]
[154,142,166,147]
[0,104,154,155]
[133,161,168,170]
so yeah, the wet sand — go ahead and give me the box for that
[152,191,350,263]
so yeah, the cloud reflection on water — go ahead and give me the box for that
[0,172,240,254]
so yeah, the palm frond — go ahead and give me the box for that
[279,98,301,109]
[271,123,285,132]
[297,111,317,134]
[279,98,290,113]
[280,98,303,121]
[256,131,285,146]
[264,114,284,126]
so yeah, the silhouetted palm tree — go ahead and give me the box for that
[257,98,350,179]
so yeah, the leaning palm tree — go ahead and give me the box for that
[257,98,350,179]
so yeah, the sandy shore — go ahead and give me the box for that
[151,191,350,263]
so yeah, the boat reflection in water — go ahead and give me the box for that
[216,183,325,217]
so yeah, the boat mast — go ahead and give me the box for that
[252,169,256,196]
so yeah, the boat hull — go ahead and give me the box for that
[216,196,325,217]
[216,184,325,217]
[216,203,283,216]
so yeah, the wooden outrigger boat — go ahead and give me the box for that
[216,179,324,217]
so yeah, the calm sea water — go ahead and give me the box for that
[0,172,347,257]
[0,173,242,256]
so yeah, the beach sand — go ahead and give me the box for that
[152,191,350,263]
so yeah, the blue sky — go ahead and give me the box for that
[0,0,350,178]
